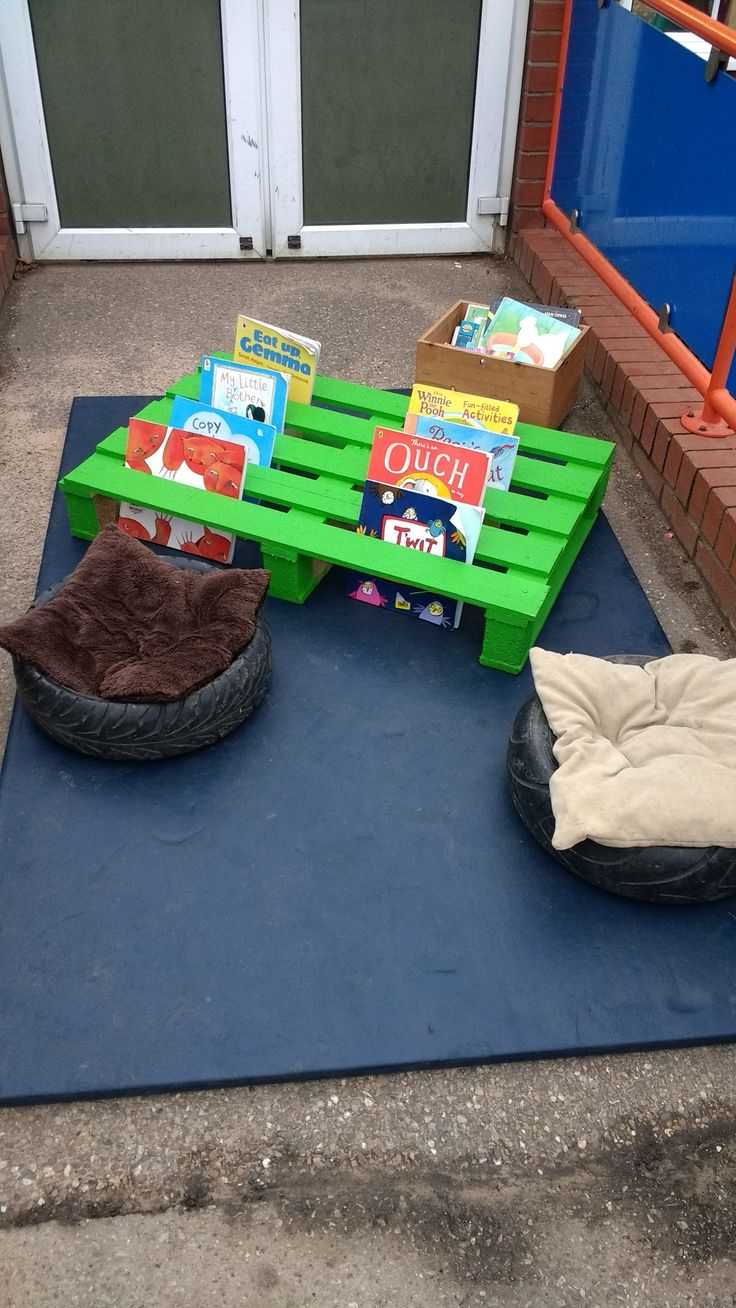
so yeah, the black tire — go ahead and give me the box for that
[507,654,736,904]
[12,558,272,761]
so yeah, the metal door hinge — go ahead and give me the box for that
[12,202,47,234]
[239,235,253,251]
[287,234,302,250]
[477,196,510,226]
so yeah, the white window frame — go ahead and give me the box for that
[0,0,268,260]
[262,0,530,259]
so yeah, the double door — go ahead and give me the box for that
[0,0,528,260]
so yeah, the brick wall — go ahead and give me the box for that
[513,226,736,632]
[510,0,565,233]
[0,162,17,303]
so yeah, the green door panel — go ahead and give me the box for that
[28,0,231,228]
[300,0,482,225]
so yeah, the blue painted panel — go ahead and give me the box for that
[552,1,736,392]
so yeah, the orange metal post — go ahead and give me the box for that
[682,274,736,437]
[540,0,736,437]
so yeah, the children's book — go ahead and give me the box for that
[169,396,276,469]
[347,480,484,630]
[405,384,519,438]
[410,415,520,492]
[118,416,247,564]
[199,356,289,433]
[450,302,491,350]
[486,295,581,329]
[479,297,581,369]
[233,315,321,405]
[366,426,491,505]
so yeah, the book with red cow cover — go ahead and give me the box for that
[118,416,247,565]
[347,480,484,630]
[366,426,491,505]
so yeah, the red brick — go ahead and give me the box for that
[695,539,736,620]
[513,179,545,208]
[604,343,673,363]
[517,121,553,152]
[610,367,630,411]
[651,424,673,472]
[631,441,664,499]
[521,92,555,123]
[525,64,557,93]
[590,340,607,385]
[660,486,699,557]
[583,318,650,341]
[576,298,640,319]
[640,407,660,456]
[0,212,10,237]
[515,151,548,181]
[527,31,562,61]
[690,468,736,524]
[612,359,683,378]
[601,356,619,398]
[620,378,640,427]
[624,383,700,406]
[715,509,736,571]
[530,0,565,32]
[675,448,736,507]
[663,428,736,490]
[701,493,729,548]
[630,393,648,440]
[513,209,545,232]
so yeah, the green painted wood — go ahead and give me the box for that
[61,453,548,620]
[299,0,482,224]
[60,371,614,672]
[28,0,231,227]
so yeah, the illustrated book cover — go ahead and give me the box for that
[366,426,491,505]
[169,396,276,469]
[118,416,247,565]
[233,315,321,406]
[347,480,484,630]
[409,415,520,493]
[478,297,581,369]
[405,384,519,438]
[199,356,289,433]
[486,295,581,330]
[451,301,492,350]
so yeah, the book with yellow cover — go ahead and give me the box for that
[405,384,518,437]
[233,315,321,405]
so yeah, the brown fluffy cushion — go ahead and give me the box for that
[0,526,270,702]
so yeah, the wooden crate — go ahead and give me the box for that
[415,299,589,429]
[59,365,614,675]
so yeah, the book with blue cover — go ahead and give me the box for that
[169,396,276,469]
[347,480,484,629]
[199,356,289,433]
[410,415,519,492]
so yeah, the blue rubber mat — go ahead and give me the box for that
[1,397,733,1105]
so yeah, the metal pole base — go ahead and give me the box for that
[681,407,735,439]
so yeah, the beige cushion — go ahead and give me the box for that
[529,649,736,850]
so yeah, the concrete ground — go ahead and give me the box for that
[1,255,735,1307]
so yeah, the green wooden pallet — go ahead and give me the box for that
[60,366,614,673]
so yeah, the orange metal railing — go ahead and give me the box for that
[542,0,736,437]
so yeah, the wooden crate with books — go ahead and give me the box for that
[416,296,589,429]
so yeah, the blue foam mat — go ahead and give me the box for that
[0,396,734,1105]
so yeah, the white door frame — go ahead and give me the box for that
[263,0,530,259]
[0,0,268,260]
